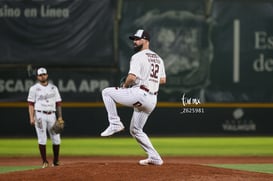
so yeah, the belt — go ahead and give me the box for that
[140,85,158,95]
[37,110,55,115]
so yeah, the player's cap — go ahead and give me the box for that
[37,67,47,75]
[129,29,150,41]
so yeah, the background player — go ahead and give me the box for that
[101,29,166,165]
[27,67,63,168]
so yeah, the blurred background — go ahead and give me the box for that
[0,0,272,137]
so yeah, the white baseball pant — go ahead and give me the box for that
[35,111,61,145]
[102,87,162,161]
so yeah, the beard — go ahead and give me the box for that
[40,78,48,84]
[40,80,47,83]
[133,44,143,53]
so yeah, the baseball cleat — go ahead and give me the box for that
[42,161,49,168]
[139,158,163,166]
[100,124,125,137]
[52,161,60,167]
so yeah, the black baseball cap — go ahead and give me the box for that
[129,29,150,41]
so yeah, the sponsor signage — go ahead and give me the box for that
[0,0,115,66]
[0,68,118,102]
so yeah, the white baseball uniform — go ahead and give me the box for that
[102,49,166,162]
[27,82,62,145]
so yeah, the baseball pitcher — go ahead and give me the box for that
[101,29,166,166]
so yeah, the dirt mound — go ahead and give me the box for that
[0,156,273,181]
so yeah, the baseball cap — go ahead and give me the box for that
[37,67,47,75]
[129,29,150,41]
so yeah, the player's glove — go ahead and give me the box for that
[51,118,65,134]
[119,76,134,88]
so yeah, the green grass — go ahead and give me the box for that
[0,137,273,156]
[208,164,273,174]
[0,166,39,173]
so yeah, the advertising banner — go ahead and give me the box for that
[207,0,273,102]
[119,0,273,103]
[0,67,118,102]
[0,0,115,66]
[119,0,209,102]
[175,107,273,135]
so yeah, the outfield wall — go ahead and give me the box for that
[0,0,273,136]
[0,103,272,137]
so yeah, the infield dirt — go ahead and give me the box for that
[0,156,273,181]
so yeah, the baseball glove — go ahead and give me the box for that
[120,76,134,88]
[51,118,64,134]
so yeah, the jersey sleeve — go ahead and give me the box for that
[27,86,35,103]
[160,59,166,78]
[128,55,141,77]
[54,86,62,102]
